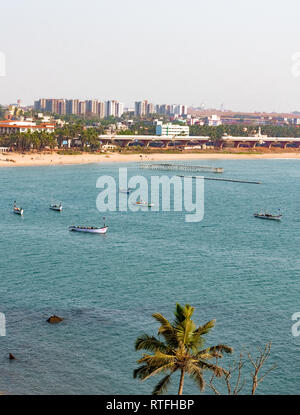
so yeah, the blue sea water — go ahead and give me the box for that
[0,159,300,395]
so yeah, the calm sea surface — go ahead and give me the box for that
[0,159,300,394]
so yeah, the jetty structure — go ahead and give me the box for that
[177,175,261,184]
[140,163,223,174]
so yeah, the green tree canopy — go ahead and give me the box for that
[134,303,233,395]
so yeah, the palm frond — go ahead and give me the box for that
[138,351,176,368]
[152,313,178,348]
[194,320,216,336]
[197,360,229,378]
[176,317,196,347]
[152,373,173,395]
[186,363,205,391]
[135,334,171,353]
[173,303,194,326]
[133,364,152,380]
[142,362,177,381]
[197,344,233,359]
[152,312,173,328]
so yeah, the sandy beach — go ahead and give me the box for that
[1,150,300,167]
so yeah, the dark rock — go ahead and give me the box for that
[47,315,64,324]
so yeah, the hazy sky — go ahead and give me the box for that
[1,0,300,112]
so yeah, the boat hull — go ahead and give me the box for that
[49,206,62,211]
[254,214,281,221]
[134,202,154,207]
[69,226,108,234]
[13,209,23,216]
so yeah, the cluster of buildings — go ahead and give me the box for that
[33,98,188,119]
[187,109,300,127]
[0,119,55,135]
[34,99,124,118]
[134,101,187,117]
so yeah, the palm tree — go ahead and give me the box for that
[134,303,233,395]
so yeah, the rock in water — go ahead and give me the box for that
[47,315,64,324]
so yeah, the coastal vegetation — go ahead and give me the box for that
[207,342,275,395]
[134,303,233,395]
[190,124,300,138]
[1,119,300,153]
[134,304,275,395]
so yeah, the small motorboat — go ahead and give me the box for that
[49,202,62,212]
[13,201,23,216]
[134,200,154,207]
[254,210,282,221]
[119,188,133,194]
[69,217,108,234]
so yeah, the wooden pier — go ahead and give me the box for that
[140,163,223,174]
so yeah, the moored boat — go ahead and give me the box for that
[69,225,108,234]
[134,200,154,207]
[49,202,62,211]
[69,217,108,234]
[13,201,23,216]
[254,210,282,221]
[119,188,133,194]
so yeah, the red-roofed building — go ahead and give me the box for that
[0,120,55,135]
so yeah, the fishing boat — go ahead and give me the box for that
[134,200,154,207]
[69,225,108,234]
[69,217,108,234]
[49,202,62,211]
[13,201,23,216]
[119,188,133,194]
[254,210,282,221]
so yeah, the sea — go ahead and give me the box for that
[0,159,299,395]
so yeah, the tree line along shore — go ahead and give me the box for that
[2,121,300,153]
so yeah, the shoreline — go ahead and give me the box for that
[1,151,300,167]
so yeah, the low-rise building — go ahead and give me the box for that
[156,123,190,136]
[206,114,222,126]
[0,120,55,135]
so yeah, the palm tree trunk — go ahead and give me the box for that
[178,369,185,395]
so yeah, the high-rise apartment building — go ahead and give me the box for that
[34,99,47,111]
[106,100,123,117]
[115,102,124,118]
[78,101,86,116]
[135,101,148,116]
[85,100,98,116]
[66,99,79,115]
[58,99,66,115]
[97,101,105,119]
[147,103,155,115]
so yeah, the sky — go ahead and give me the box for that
[1,0,300,112]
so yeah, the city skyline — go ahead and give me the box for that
[1,0,300,112]
[32,98,188,117]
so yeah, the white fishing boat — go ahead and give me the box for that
[69,225,108,234]
[13,201,23,216]
[69,217,108,234]
[49,202,62,211]
[119,187,133,194]
[134,200,154,207]
[254,210,282,221]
